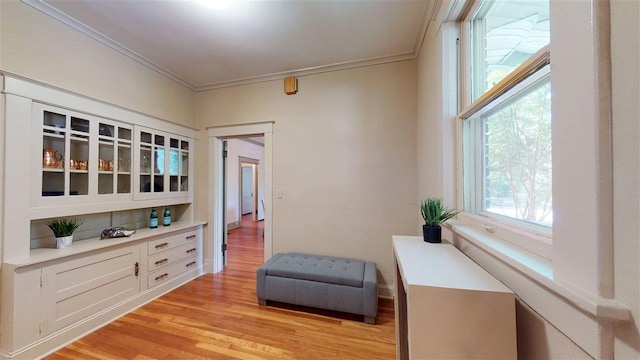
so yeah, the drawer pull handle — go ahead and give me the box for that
[155,258,169,266]
[155,273,169,281]
[186,248,197,254]
[186,235,197,240]
[186,261,197,268]
[155,242,169,249]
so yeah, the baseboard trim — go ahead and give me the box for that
[378,284,394,299]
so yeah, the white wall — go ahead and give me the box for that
[0,0,195,125]
[196,61,418,290]
[225,138,265,226]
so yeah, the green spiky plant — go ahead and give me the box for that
[420,198,461,227]
[46,218,83,237]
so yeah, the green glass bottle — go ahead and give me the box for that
[163,206,171,226]
[149,207,158,229]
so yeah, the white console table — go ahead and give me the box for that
[393,235,517,359]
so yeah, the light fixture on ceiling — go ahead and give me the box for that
[196,0,236,10]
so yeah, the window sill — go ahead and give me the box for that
[447,222,631,323]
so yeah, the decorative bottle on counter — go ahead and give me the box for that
[149,207,158,229]
[163,206,171,226]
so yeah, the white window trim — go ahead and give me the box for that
[447,1,632,357]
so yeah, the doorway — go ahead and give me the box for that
[239,156,260,223]
[206,122,273,274]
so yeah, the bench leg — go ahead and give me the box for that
[364,316,376,325]
[258,298,267,306]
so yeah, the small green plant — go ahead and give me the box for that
[46,218,83,237]
[420,198,461,227]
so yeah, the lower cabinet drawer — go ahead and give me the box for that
[147,242,199,272]
[147,228,199,256]
[147,255,199,289]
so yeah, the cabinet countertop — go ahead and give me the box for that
[6,221,207,268]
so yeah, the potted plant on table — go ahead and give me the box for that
[420,198,460,243]
[46,217,83,249]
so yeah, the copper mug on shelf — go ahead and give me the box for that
[69,159,78,170]
[78,161,88,170]
[98,158,108,171]
[43,149,62,169]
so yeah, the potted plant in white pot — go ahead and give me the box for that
[420,198,460,243]
[46,218,82,249]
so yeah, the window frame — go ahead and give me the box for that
[463,65,552,237]
[456,5,553,259]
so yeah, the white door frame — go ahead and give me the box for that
[207,122,273,274]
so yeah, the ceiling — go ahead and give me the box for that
[26,0,434,91]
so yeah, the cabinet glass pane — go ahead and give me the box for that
[154,175,164,192]
[98,174,114,194]
[180,140,189,151]
[154,147,164,175]
[180,153,189,176]
[118,127,132,141]
[170,176,179,192]
[99,123,114,137]
[140,175,151,193]
[70,117,89,134]
[42,172,64,196]
[140,145,152,193]
[140,131,152,144]
[155,135,165,146]
[118,145,131,173]
[44,111,66,128]
[118,174,131,194]
[70,173,88,195]
[43,135,64,170]
[169,149,179,176]
[180,176,189,191]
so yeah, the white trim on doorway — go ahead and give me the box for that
[206,122,273,274]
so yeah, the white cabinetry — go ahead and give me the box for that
[1,75,204,359]
[1,224,203,359]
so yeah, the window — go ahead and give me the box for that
[461,0,551,236]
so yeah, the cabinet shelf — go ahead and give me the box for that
[70,169,89,174]
[42,167,64,172]
[43,132,65,139]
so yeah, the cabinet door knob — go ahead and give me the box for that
[186,261,197,268]
[155,242,169,249]
[186,248,197,254]
[186,235,196,240]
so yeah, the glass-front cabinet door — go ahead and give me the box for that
[37,104,91,203]
[134,126,192,200]
[97,120,132,197]
[33,103,132,207]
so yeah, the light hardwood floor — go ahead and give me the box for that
[46,217,396,359]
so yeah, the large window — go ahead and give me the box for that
[461,0,551,236]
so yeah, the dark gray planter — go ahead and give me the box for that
[422,225,442,243]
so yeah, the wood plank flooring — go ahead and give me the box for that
[46,217,396,359]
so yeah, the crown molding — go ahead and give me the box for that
[22,0,440,92]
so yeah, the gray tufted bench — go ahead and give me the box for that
[256,253,378,324]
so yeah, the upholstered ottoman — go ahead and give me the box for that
[256,253,378,324]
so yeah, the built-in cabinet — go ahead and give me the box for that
[2,224,203,358]
[2,75,204,359]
